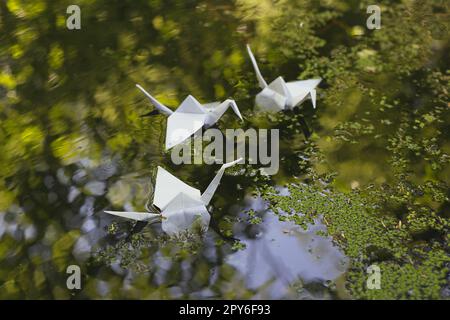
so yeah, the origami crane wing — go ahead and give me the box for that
[247,45,268,89]
[201,158,242,205]
[166,113,206,149]
[153,166,201,210]
[104,210,160,221]
[285,79,321,108]
[135,84,174,116]
[176,95,207,114]
[202,101,221,110]
[286,79,322,91]
[254,77,290,111]
[160,192,210,235]
[268,77,291,103]
[165,95,208,149]
[255,88,287,111]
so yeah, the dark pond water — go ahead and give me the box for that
[1,1,448,299]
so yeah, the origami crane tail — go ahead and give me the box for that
[246,44,268,89]
[201,158,243,206]
[104,210,161,222]
[135,84,174,116]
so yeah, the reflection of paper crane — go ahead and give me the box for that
[105,159,242,235]
[247,45,321,112]
[136,84,243,150]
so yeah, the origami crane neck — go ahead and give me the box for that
[201,158,243,205]
[247,44,268,89]
[136,84,174,116]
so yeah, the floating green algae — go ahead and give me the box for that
[251,0,449,299]
[259,173,449,299]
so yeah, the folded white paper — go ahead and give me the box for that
[136,84,243,149]
[247,45,321,111]
[105,158,242,235]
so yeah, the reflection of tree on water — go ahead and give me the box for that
[0,0,449,299]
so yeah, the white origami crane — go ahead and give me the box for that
[246,45,321,112]
[104,158,242,235]
[136,84,243,150]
